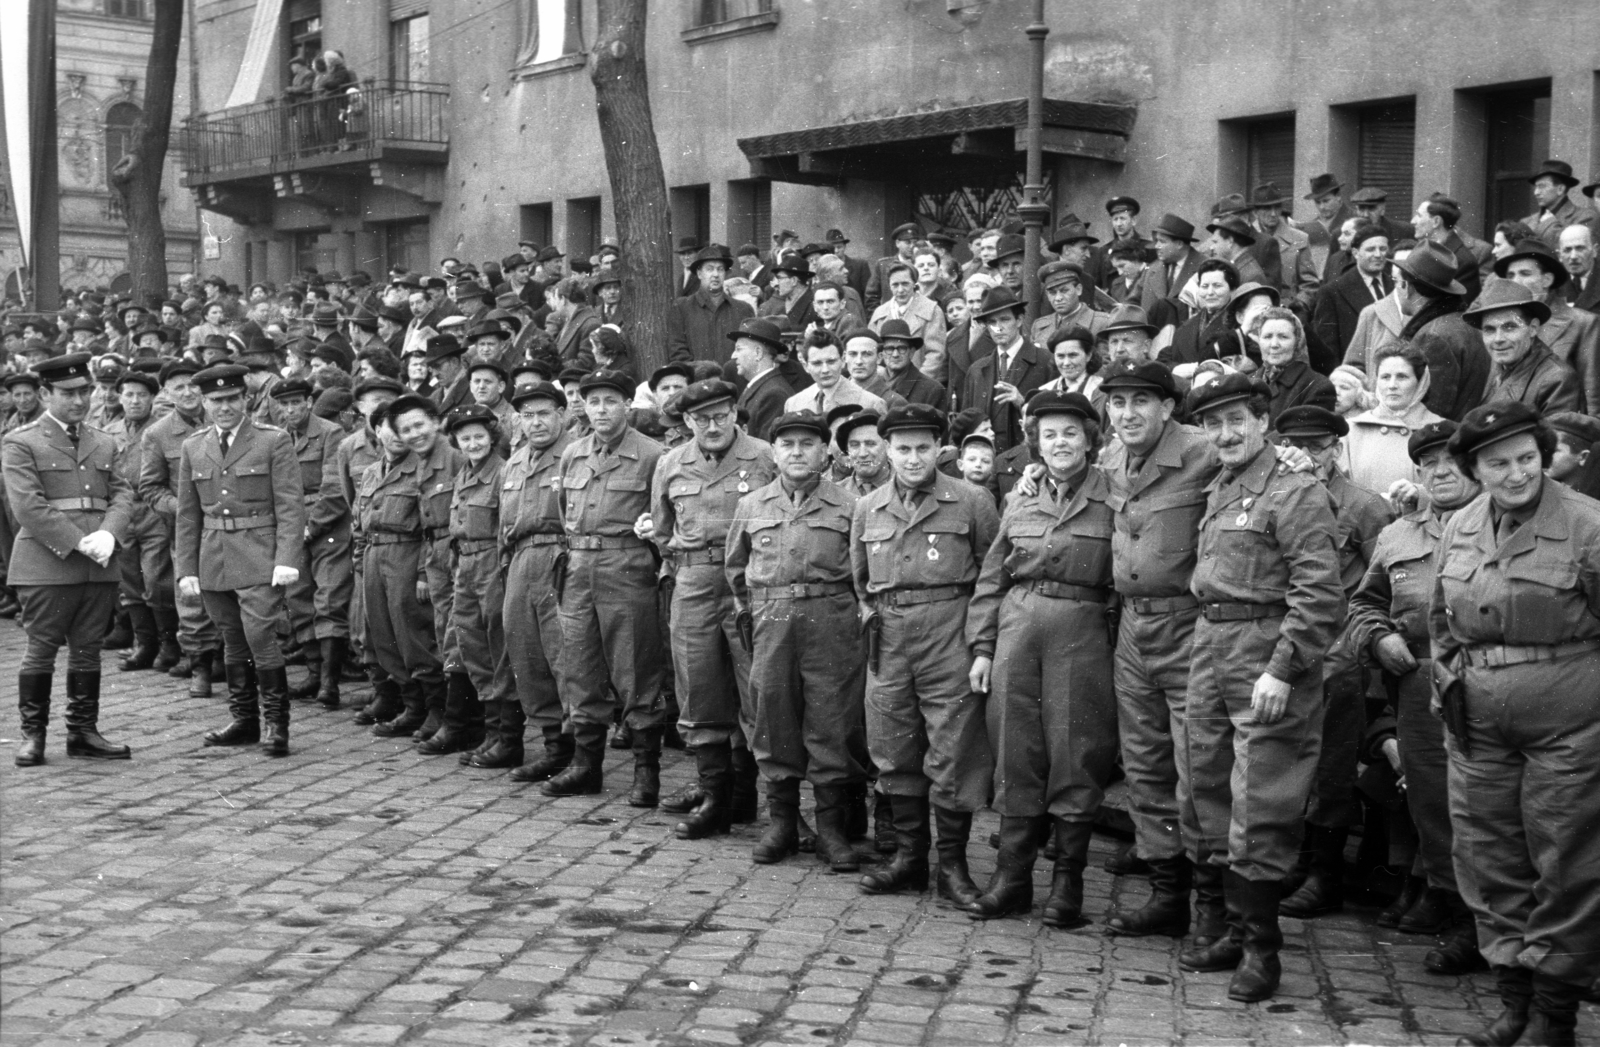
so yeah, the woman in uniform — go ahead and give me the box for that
[964,390,1118,926]
[1430,401,1600,1047]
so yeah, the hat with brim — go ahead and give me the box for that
[1210,194,1250,218]
[423,334,465,363]
[1407,420,1457,463]
[771,410,830,442]
[1391,241,1467,297]
[579,369,635,398]
[1247,183,1289,208]
[1100,304,1159,337]
[590,269,623,289]
[1185,373,1269,418]
[927,229,958,249]
[1463,276,1552,327]
[1206,214,1257,245]
[1151,213,1196,243]
[1492,238,1569,290]
[1048,218,1098,252]
[770,257,812,280]
[674,236,701,255]
[875,319,923,350]
[1448,401,1545,461]
[726,318,786,355]
[878,403,946,441]
[1528,159,1579,188]
[993,234,1026,262]
[1228,281,1280,314]
[834,409,881,452]
[692,244,735,271]
[465,320,510,342]
[1304,173,1343,200]
[972,287,1026,322]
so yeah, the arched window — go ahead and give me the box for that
[104,102,141,187]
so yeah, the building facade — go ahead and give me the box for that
[184,0,1600,285]
[0,0,200,304]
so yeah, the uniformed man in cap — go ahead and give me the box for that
[104,368,177,672]
[492,383,574,777]
[466,357,516,456]
[835,409,891,497]
[175,364,307,757]
[1175,374,1343,1003]
[638,379,777,839]
[4,372,45,434]
[314,376,404,719]
[852,404,1000,904]
[1546,410,1600,493]
[867,223,924,312]
[139,359,223,697]
[5,353,136,766]
[726,410,868,870]
[1031,261,1110,348]
[269,377,349,704]
[544,369,668,803]
[408,390,469,741]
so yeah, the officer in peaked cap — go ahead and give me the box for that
[175,364,308,758]
[5,352,136,766]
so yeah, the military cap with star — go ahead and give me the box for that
[1447,401,1545,461]
[34,352,97,388]
[1098,360,1177,399]
[1407,420,1458,463]
[1185,372,1270,418]
[445,403,500,435]
[770,410,830,442]
[511,382,565,409]
[578,369,634,398]
[877,403,947,441]
[1275,405,1349,439]
[1025,390,1097,424]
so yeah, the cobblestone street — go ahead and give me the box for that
[1,626,1593,1047]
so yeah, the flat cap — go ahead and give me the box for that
[3,371,41,390]
[466,357,509,383]
[193,363,250,396]
[878,403,946,441]
[1448,401,1545,460]
[890,222,924,241]
[1038,260,1089,288]
[1275,405,1349,439]
[770,410,830,441]
[1185,372,1269,417]
[511,383,565,409]
[1350,186,1389,204]
[1098,360,1177,398]
[159,359,201,384]
[648,363,695,390]
[351,376,407,399]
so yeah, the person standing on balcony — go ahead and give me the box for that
[312,51,356,149]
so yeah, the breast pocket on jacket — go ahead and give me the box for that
[35,457,77,498]
[234,461,273,503]
[1502,546,1580,640]
[1216,511,1275,588]
[918,517,971,585]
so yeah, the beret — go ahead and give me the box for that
[1407,420,1458,463]
[1447,401,1544,460]
[1025,390,1097,423]
[769,410,830,442]
[116,371,161,395]
[314,388,353,420]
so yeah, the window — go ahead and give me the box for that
[104,102,141,189]
[670,184,711,251]
[726,178,771,251]
[1482,84,1551,229]
[1354,101,1416,213]
[693,0,772,26]
[293,231,328,275]
[566,197,602,261]
[520,203,553,249]
[514,0,583,70]
[1245,117,1296,200]
[383,220,432,277]
[390,14,430,84]
[104,0,149,17]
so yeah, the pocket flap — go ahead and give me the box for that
[608,478,648,492]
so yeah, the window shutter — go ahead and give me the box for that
[391,0,427,19]
[1246,118,1296,198]
[1358,103,1416,212]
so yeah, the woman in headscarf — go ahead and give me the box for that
[1248,306,1336,425]
[1339,344,1445,500]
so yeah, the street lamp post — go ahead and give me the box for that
[1017,0,1050,325]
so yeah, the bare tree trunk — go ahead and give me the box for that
[588,0,673,375]
[110,0,183,305]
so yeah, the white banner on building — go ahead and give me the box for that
[0,0,36,263]
[224,0,288,109]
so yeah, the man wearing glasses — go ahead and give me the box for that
[638,380,777,840]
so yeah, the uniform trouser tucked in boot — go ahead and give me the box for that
[451,547,513,733]
[1182,616,1325,881]
[670,563,754,748]
[558,547,667,732]
[1394,663,1457,893]
[1306,639,1366,830]
[1114,604,1198,863]
[425,535,461,672]
[505,543,568,739]
[362,539,443,687]
[282,540,320,651]
[1447,650,1600,990]
[202,587,290,672]
[308,524,352,641]
[748,589,867,788]
[866,596,991,814]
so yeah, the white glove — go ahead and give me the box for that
[76,530,116,567]
[271,565,299,587]
[178,576,201,598]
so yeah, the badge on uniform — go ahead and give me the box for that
[1236,513,1250,527]
[737,469,749,494]
[927,534,940,561]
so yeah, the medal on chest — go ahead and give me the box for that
[927,534,940,561]
[737,469,749,494]
[1235,496,1253,528]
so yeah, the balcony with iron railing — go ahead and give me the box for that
[181,79,450,187]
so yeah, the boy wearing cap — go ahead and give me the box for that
[104,369,179,673]
[639,379,777,840]
[725,410,869,870]
[546,370,669,804]
[139,360,224,696]
[1546,411,1600,492]
[1176,374,1343,1003]
[175,364,307,757]
[5,353,136,766]
[852,404,1000,905]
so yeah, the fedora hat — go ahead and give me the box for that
[972,286,1026,322]
[1463,276,1551,327]
[1493,238,1569,289]
[725,317,787,354]
[1248,183,1289,208]
[1206,214,1257,245]
[877,318,924,349]
[1151,213,1196,242]
[1391,240,1466,296]
[691,243,735,270]
[1210,193,1250,217]
[1101,304,1159,337]
[824,228,850,245]
[770,255,812,280]
[674,235,701,254]
[1303,173,1344,200]
[1528,159,1579,188]
[1048,215,1098,251]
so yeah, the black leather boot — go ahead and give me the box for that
[469,703,526,768]
[104,607,134,649]
[1180,867,1245,972]
[1107,855,1192,937]
[1399,884,1455,934]
[210,645,227,679]
[187,649,213,698]
[860,795,931,894]
[1042,818,1093,928]
[15,673,51,767]
[610,720,633,750]
[288,644,321,701]
[1227,872,1283,1002]
[462,699,500,766]
[1520,972,1581,1047]
[933,807,981,907]
[510,725,570,781]
[844,782,869,840]
[373,678,429,737]
[412,672,456,741]
[63,673,131,759]
[355,673,403,725]
[728,747,759,823]
[1279,825,1346,918]
[967,815,1045,919]
[872,789,897,854]
[119,606,159,671]
[1456,965,1532,1047]
[1424,894,1487,975]
[418,673,485,754]
[628,726,662,807]
[151,604,182,672]
[1104,840,1152,877]
[204,663,261,745]
[1191,860,1229,947]
[257,666,290,757]
[753,778,801,864]
[675,742,732,840]
[316,637,345,708]
[660,779,705,813]
[812,785,861,872]
[541,723,606,796]
[1377,873,1424,928]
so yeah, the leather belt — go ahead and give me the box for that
[367,532,423,545]
[675,547,725,566]
[1021,579,1109,604]
[1202,602,1288,622]
[567,534,648,551]
[878,584,972,608]
[47,496,108,511]
[1461,639,1600,669]
[455,538,498,555]
[511,533,565,552]
[203,513,274,531]
[1126,594,1200,615]
[751,581,852,601]
[424,526,449,541]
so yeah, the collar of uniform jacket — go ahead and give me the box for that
[1452,481,1569,560]
[1205,442,1276,503]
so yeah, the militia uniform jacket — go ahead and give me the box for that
[850,471,1000,605]
[288,414,346,511]
[1191,444,1345,681]
[139,407,210,520]
[449,453,505,551]
[105,414,155,522]
[309,426,381,546]
[558,426,666,540]
[1347,505,1453,660]
[726,477,859,607]
[1100,421,1220,601]
[651,431,776,558]
[2,413,134,586]
[501,432,572,547]
[175,421,306,590]
[1325,469,1394,595]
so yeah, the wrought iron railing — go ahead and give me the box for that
[184,79,449,178]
